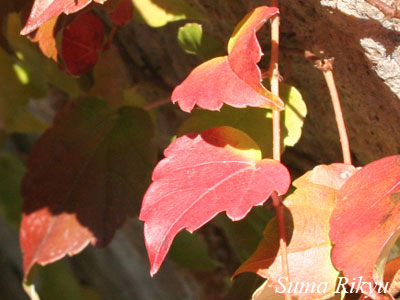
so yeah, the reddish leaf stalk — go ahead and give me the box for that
[317,59,352,165]
[268,1,292,299]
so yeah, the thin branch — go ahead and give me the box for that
[315,58,352,165]
[268,1,292,299]
[143,98,171,110]
[280,47,352,165]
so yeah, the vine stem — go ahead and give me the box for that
[268,1,292,299]
[316,59,352,165]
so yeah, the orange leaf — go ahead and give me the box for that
[330,155,400,296]
[29,17,59,61]
[236,164,357,300]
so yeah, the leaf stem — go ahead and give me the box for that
[268,1,292,299]
[316,59,352,165]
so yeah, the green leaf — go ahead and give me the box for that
[131,0,206,27]
[0,46,48,133]
[37,261,85,300]
[217,206,274,261]
[169,230,219,269]
[0,151,25,228]
[178,83,307,158]
[6,13,48,98]
[177,23,224,59]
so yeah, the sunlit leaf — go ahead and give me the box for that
[21,0,108,35]
[171,6,283,112]
[178,83,307,158]
[131,0,206,27]
[236,164,357,300]
[140,126,291,275]
[330,155,400,295]
[177,23,224,59]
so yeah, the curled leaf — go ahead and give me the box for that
[171,6,283,112]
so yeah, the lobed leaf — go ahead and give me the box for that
[171,6,283,113]
[178,83,307,158]
[20,98,156,278]
[21,0,107,35]
[140,126,291,275]
[330,155,400,294]
[236,164,357,300]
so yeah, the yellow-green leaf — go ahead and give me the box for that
[177,23,224,59]
[131,0,206,27]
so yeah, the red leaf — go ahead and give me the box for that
[20,98,156,278]
[236,164,356,300]
[109,0,133,27]
[21,0,107,35]
[61,11,105,75]
[330,155,400,292]
[171,6,283,113]
[139,126,291,275]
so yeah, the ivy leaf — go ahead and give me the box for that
[236,164,357,300]
[178,83,307,158]
[171,6,283,113]
[21,0,107,35]
[20,98,156,278]
[140,126,291,275]
[330,155,400,293]
[177,23,224,60]
[131,0,206,27]
[109,0,134,27]
[61,11,105,76]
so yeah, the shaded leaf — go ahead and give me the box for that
[330,155,400,293]
[171,6,283,113]
[20,98,156,278]
[131,0,206,27]
[237,164,357,300]
[109,0,134,26]
[140,126,291,275]
[91,44,132,105]
[21,0,107,35]
[178,83,307,158]
[169,230,218,270]
[217,206,274,261]
[177,23,224,60]
[0,46,47,133]
[61,11,105,75]
[7,13,48,98]
[0,151,26,227]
